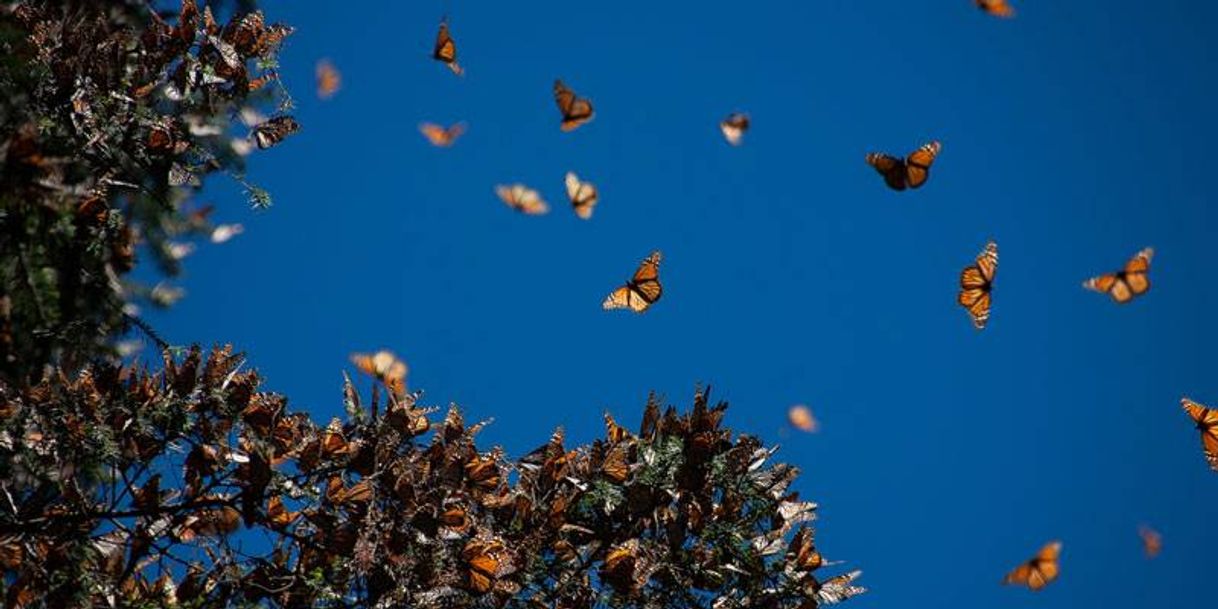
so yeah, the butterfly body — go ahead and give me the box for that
[603,251,663,313]
[866,141,941,191]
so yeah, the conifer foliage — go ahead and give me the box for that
[0,0,294,382]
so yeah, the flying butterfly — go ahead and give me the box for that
[1182,398,1218,472]
[565,172,598,219]
[788,404,819,433]
[495,184,549,215]
[432,20,462,75]
[419,122,467,147]
[958,240,998,329]
[1138,525,1162,558]
[603,250,663,313]
[976,0,1016,18]
[866,141,942,191]
[1002,541,1061,591]
[315,59,341,99]
[554,79,594,132]
[251,116,300,149]
[350,350,407,395]
[720,112,750,146]
[1082,248,1153,304]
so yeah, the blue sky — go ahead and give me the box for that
[151,1,1218,606]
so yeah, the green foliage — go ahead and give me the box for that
[0,0,297,383]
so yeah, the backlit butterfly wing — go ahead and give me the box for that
[1003,541,1061,591]
[1182,398,1218,471]
[432,21,462,75]
[419,122,467,147]
[957,240,998,329]
[315,59,341,99]
[1122,247,1153,296]
[977,0,1016,18]
[865,153,908,191]
[720,112,750,146]
[565,172,599,219]
[904,141,942,189]
[603,251,663,313]
[1083,247,1153,303]
[554,79,594,131]
[1138,525,1162,558]
[495,184,548,215]
[251,116,300,149]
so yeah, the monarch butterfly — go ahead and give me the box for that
[350,350,408,395]
[976,0,1016,18]
[315,59,341,99]
[601,539,646,592]
[432,20,462,75]
[419,122,467,147]
[866,141,942,191]
[720,112,750,146]
[565,172,599,219]
[603,251,663,313]
[814,570,866,605]
[787,526,823,571]
[958,240,998,329]
[1182,398,1218,472]
[600,444,631,483]
[1138,525,1162,558]
[320,417,351,458]
[251,116,300,149]
[604,412,632,443]
[1083,248,1153,303]
[463,538,512,594]
[1002,541,1061,591]
[554,79,594,131]
[495,184,549,215]
[788,404,819,433]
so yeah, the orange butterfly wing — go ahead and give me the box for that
[904,141,941,189]
[1123,247,1153,296]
